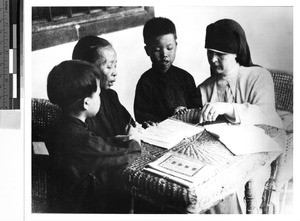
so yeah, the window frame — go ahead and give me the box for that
[32,6,154,51]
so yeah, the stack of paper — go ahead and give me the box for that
[204,123,283,155]
[138,118,204,149]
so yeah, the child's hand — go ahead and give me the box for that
[174,106,188,115]
[125,124,138,136]
[125,124,141,145]
[109,123,142,144]
[141,120,157,129]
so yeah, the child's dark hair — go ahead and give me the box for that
[47,60,101,111]
[143,17,177,45]
[72,35,112,63]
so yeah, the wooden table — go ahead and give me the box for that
[122,111,284,214]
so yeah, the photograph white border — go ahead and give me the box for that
[1,0,297,221]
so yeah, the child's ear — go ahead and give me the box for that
[83,97,90,110]
[144,46,150,56]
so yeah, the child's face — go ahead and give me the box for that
[96,46,118,89]
[87,80,101,117]
[145,33,177,73]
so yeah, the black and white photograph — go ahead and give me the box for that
[0,0,298,221]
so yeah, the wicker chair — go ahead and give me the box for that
[260,70,293,214]
[32,98,62,212]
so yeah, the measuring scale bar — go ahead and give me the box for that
[0,0,20,109]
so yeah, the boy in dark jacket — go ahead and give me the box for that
[46,60,141,213]
[134,17,201,124]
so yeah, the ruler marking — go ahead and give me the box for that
[2,0,9,109]
[9,73,12,106]
[13,23,16,48]
[9,48,12,73]
[12,0,19,109]
[12,73,16,98]
[0,1,3,108]
[8,0,11,109]
[13,48,16,73]
[0,0,20,109]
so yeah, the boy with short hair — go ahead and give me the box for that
[134,17,201,124]
[46,60,141,213]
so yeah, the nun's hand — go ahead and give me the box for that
[199,102,233,123]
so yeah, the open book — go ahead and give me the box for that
[138,118,204,149]
[144,152,213,187]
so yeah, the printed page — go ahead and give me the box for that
[138,118,204,149]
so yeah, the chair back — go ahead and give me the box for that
[32,98,62,142]
[269,70,293,113]
[32,98,63,212]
